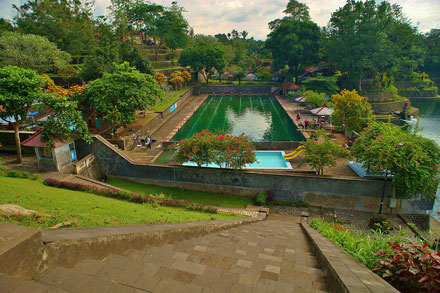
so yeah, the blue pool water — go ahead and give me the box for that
[185,151,292,169]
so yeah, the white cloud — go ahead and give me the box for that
[2,0,439,38]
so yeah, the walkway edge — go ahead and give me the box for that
[300,221,398,293]
[41,214,266,270]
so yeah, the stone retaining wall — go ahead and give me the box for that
[195,86,275,95]
[301,221,398,293]
[370,100,407,113]
[398,89,437,97]
[360,90,394,102]
[75,136,434,214]
[162,141,303,151]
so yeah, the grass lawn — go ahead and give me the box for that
[108,178,254,209]
[0,177,245,228]
[149,88,189,112]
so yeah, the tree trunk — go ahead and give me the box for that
[14,123,22,164]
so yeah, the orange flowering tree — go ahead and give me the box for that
[154,72,167,88]
[173,130,256,170]
[299,130,348,175]
[181,71,191,83]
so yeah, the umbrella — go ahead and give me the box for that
[294,96,306,102]
[310,105,333,116]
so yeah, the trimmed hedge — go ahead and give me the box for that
[44,178,218,214]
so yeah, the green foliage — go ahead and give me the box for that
[173,130,257,170]
[0,18,13,34]
[301,75,339,96]
[352,121,440,198]
[0,66,46,162]
[119,41,153,75]
[0,32,71,73]
[230,64,246,85]
[268,0,311,31]
[266,19,321,81]
[85,62,162,128]
[311,218,412,270]
[423,29,440,78]
[4,169,39,180]
[179,43,227,83]
[257,68,272,82]
[14,0,96,58]
[368,215,393,233]
[80,42,120,82]
[299,130,348,175]
[255,192,267,206]
[304,90,326,107]
[331,89,373,133]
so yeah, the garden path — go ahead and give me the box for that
[8,215,329,292]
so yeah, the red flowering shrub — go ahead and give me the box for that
[173,130,256,170]
[374,242,440,292]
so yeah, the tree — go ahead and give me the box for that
[119,41,153,75]
[423,29,440,79]
[58,65,78,87]
[40,95,92,147]
[299,130,348,175]
[170,71,183,90]
[181,71,192,84]
[352,121,440,201]
[80,42,120,82]
[301,75,340,96]
[304,91,326,107]
[14,0,95,60]
[331,89,373,134]
[266,19,321,82]
[257,68,272,81]
[85,63,162,130]
[0,18,13,34]
[241,31,248,40]
[325,1,400,90]
[230,64,246,85]
[0,66,46,163]
[0,32,71,74]
[154,72,167,88]
[268,0,311,31]
[179,43,227,84]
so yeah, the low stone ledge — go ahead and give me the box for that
[301,221,398,293]
[42,215,265,269]
[0,222,45,279]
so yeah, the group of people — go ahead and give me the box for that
[296,113,324,130]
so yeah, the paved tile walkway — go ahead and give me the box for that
[25,216,328,292]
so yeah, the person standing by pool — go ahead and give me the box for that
[296,113,301,120]
[145,135,151,149]
[304,119,309,129]
[147,136,152,149]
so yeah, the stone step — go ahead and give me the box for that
[30,219,329,292]
[0,272,69,293]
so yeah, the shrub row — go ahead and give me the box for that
[4,169,40,180]
[44,178,217,214]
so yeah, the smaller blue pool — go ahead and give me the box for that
[185,151,292,169]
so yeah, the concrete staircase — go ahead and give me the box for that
[25,218,328,292]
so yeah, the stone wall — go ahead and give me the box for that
[398,89,438,98]
[395,81,432,89]
[370,100,407,113]
[196,86,274,95]
[360,91,394,102]
[162,141,303,151]
[76,136,434,214]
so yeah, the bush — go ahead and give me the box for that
[43,178,218,214]
[20,171,30,178]
[265,190,276,204]
[30,173,40,180]
[255,192,267,206]
[6,169,22,178]
[374,242,440,292]
[368,215,393,233]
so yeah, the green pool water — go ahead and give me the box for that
[172,95,305,141]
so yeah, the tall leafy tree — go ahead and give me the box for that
[179,43,227,83]
[266,19,321,82]
[14,0,95,61]
[85,63,162,130]
[325,0,403,90]
[0,32,71,74]
[0,18,13,34]
[269,0,311,31]
[423,29,440,80]
[0,66,46,163]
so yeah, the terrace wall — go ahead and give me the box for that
[76,136,434,215]
[195,86,276,95]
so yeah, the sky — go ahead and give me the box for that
[1,0,439,40]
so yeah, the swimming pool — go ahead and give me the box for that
[184,151,293,169]
[172,95,304,141]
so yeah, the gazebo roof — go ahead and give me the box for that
[21,131,72,148]
[281,81,300,90]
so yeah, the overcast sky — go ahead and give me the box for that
[1,0,439,39]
